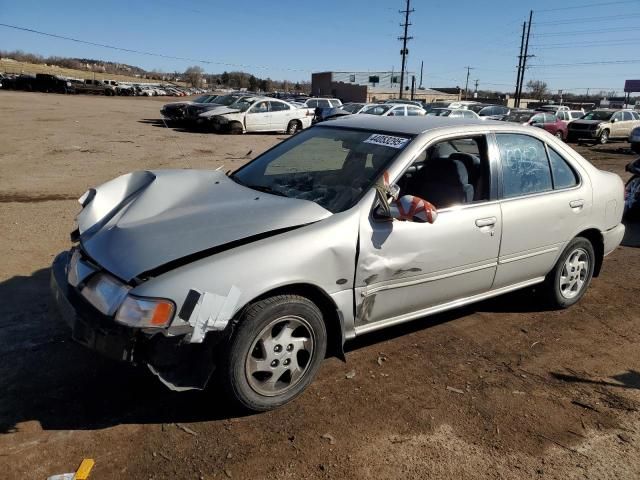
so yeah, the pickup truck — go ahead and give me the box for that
[73,79,117,96]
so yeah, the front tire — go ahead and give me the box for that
[220,295,327,411]
[542,237,595,308]
[598,129,610,144]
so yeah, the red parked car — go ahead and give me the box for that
[501,110,568,141]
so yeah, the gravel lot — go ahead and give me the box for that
[1,90,639,479]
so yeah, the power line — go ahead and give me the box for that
[536,0,640,12]
[532,37,640,48]
[532,39,640,49]
[534,13,640,26]
[528,59,640,67]
[0,22,310,73]
[532,26,640,36]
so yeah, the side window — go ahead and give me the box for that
[632,112,640,120]
[623,111,633,121]
[544,113,557,123]
[391,106,406,116]
[329,100,341,107]
[306,100,318,108]
[398,136,491,208]
[318,100,330,108]
[612,112,623,122]
[495,134,553,198]
[530,113,544,124]
[548,148,579,189]
[270,101,289,112]
[251,101,269,113]
[557,111,567,121]
[407,107,422,116]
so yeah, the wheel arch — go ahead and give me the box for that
[576,228,604,276]
[236,283,346,360]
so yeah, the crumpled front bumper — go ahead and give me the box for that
[50,251,221,390]
[50,251,138,362]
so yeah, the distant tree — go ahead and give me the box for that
[526,80,548,101]
[221,71,230,86]
[184,65,204,87]
[259,78,273,92]
[249,75,259,91]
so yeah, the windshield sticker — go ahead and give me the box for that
[364,134,410,149]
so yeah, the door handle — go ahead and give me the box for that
[569,199,584,209]
[475,217,497,228]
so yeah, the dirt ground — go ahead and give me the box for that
[1,90,640,480]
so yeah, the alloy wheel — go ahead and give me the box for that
[559,248,590,299]
[245,315,315,397]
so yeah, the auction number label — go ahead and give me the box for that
[364,134,410,149]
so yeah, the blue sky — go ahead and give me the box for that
[1,0,639,94]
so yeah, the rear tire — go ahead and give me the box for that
[286,120,301,135]
[542,237,595,309]
[219,295,327,412]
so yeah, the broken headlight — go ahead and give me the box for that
[81,273,131,316]
[115,295,175,328]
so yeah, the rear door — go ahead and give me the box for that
[268,101,292,131]
[492,132,591,288]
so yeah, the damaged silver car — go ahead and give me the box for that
[51,115,625,411]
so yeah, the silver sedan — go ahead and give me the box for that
[51,116,625,411]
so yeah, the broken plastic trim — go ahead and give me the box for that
[139,224,312,279]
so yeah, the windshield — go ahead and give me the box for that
[503,111,535,123]
[582,110,614,121]
[213,94,244,106]
[361,104,393,115]
[231,127,412,213]
[468,105,486,113]
[426,109,451,117]
[232,97,259,112]
[341,103,364,113]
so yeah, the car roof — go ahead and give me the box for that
[323,115,497,135]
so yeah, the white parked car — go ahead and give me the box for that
[304,98,342,109]
[447,100,482,110]
[201,97,313,134]
[360,103,426,117]
[556,110,585,125]
[427,108,479,119]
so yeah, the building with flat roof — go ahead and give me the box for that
[311,71,461,103]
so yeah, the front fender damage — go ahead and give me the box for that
[143,286,243,392]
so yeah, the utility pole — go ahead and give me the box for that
[398,0,414,99]
[474,79,479,98]
[464,66,474,100]
[411,75,416,100]
[516,10,534,107]
[419,60,424,89]
[514,21,526,108]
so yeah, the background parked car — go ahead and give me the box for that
[160,94,219,122]
[568,109,640,144]
[184,94,251,124]
[360,103,425,116]
[426,108,479,119]
[630,125,640,153]
[472,104,510,120]
[502,110,568,140]
[203,96,313,134]
[556,109,585,125]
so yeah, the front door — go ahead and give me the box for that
[245,100,271,132]
[354,133,501,332]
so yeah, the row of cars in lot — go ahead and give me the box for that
[0,72,205,96]
[160,92,640,149]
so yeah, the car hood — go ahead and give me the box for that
[78,170,332,281]
[199,106,242,118]
[570,119,605,127]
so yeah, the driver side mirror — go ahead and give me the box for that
[375,192,438,224]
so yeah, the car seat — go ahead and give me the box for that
[408,158,474,208]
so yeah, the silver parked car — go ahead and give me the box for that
[51,116,625,411]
